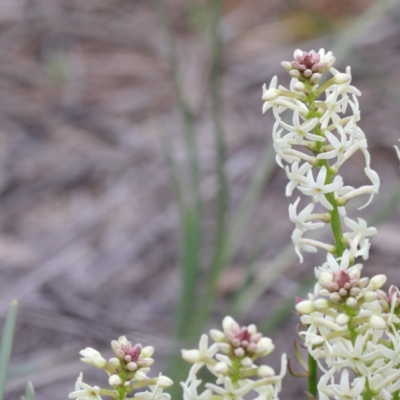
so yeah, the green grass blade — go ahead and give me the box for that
[0,300,18,400]
[22,382,35,400]
[192,0,228,334]
[155,0,202,339]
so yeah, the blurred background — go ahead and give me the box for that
[1,0,400,398]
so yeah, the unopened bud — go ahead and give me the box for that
[349,287,360,297]
[108,375,122,386]
[346,297,357,308]
[222,316,238,331]
[313,299,329,310]
[334,73,351,84]
[218,343,231,354]
[134,370,148,381]
[240,357,253,368]
[79,348,107,369]
[182,350,201,363]
[109,357,120,367]
[295,300,314,314]
[256,338,274,355]
[116,349,125,359]
[234,347,245,357]
[369,315,386,330]
[304,69,313,77]
[210,329,225,342]
[137,358,154,367]
[140,346,154,358]
[363,291,378,302]
[369,275,387,290]
[214,362,229,374]
[124,355,132,363]
[281,61,292,71]
[258,365,275,377]
[126,362,138,371]
[293,82,305,92]
[158,376,173,388]
[336,313,349,326]
[247,324,257,335]
[262,88,280,101]
[310,73,321,85]
[359,277,369,288]
[289,70,300,78]
[326,56,336,68]
[329,292,342,303]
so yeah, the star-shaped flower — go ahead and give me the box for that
[69,374,103,400]
[278,111,322,144]
[297,166,343,210]
[289,197,324,231]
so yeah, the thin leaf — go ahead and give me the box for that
[22,382,35,400]
[0,300,18,400]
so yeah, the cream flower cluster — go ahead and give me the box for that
[263,49,400,399]
[181,316,287,400]
[262,49,379,263]
[69,336,172,400]
[297,274,400,399]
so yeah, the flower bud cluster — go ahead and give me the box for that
[263,48,379,263]
[69,336,172,400]
[281,49,335,86]
[181,316,286,400]
[295,251,400,398]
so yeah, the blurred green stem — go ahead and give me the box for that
[155,0,202,338]
[308,354,317,398]
[0,301,18,400]
[193,0,228,334]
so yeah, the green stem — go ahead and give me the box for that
[308,353,318,398]
[393,391,400,400]
[191,0,227,336]
[363,378,373,400]
[155,0,202,339]
[320,159,346,257]
[306,91,346,258]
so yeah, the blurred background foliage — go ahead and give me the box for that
[0,0,399,399]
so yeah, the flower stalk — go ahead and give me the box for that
[261,49,400,400]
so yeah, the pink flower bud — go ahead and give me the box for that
[234,347,245,357]
[304,69,313,77]
[124,355,132,363]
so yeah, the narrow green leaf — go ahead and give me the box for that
[0,300,18,400]
[22,382,35,400]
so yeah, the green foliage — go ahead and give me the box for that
[0,301,18,400]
